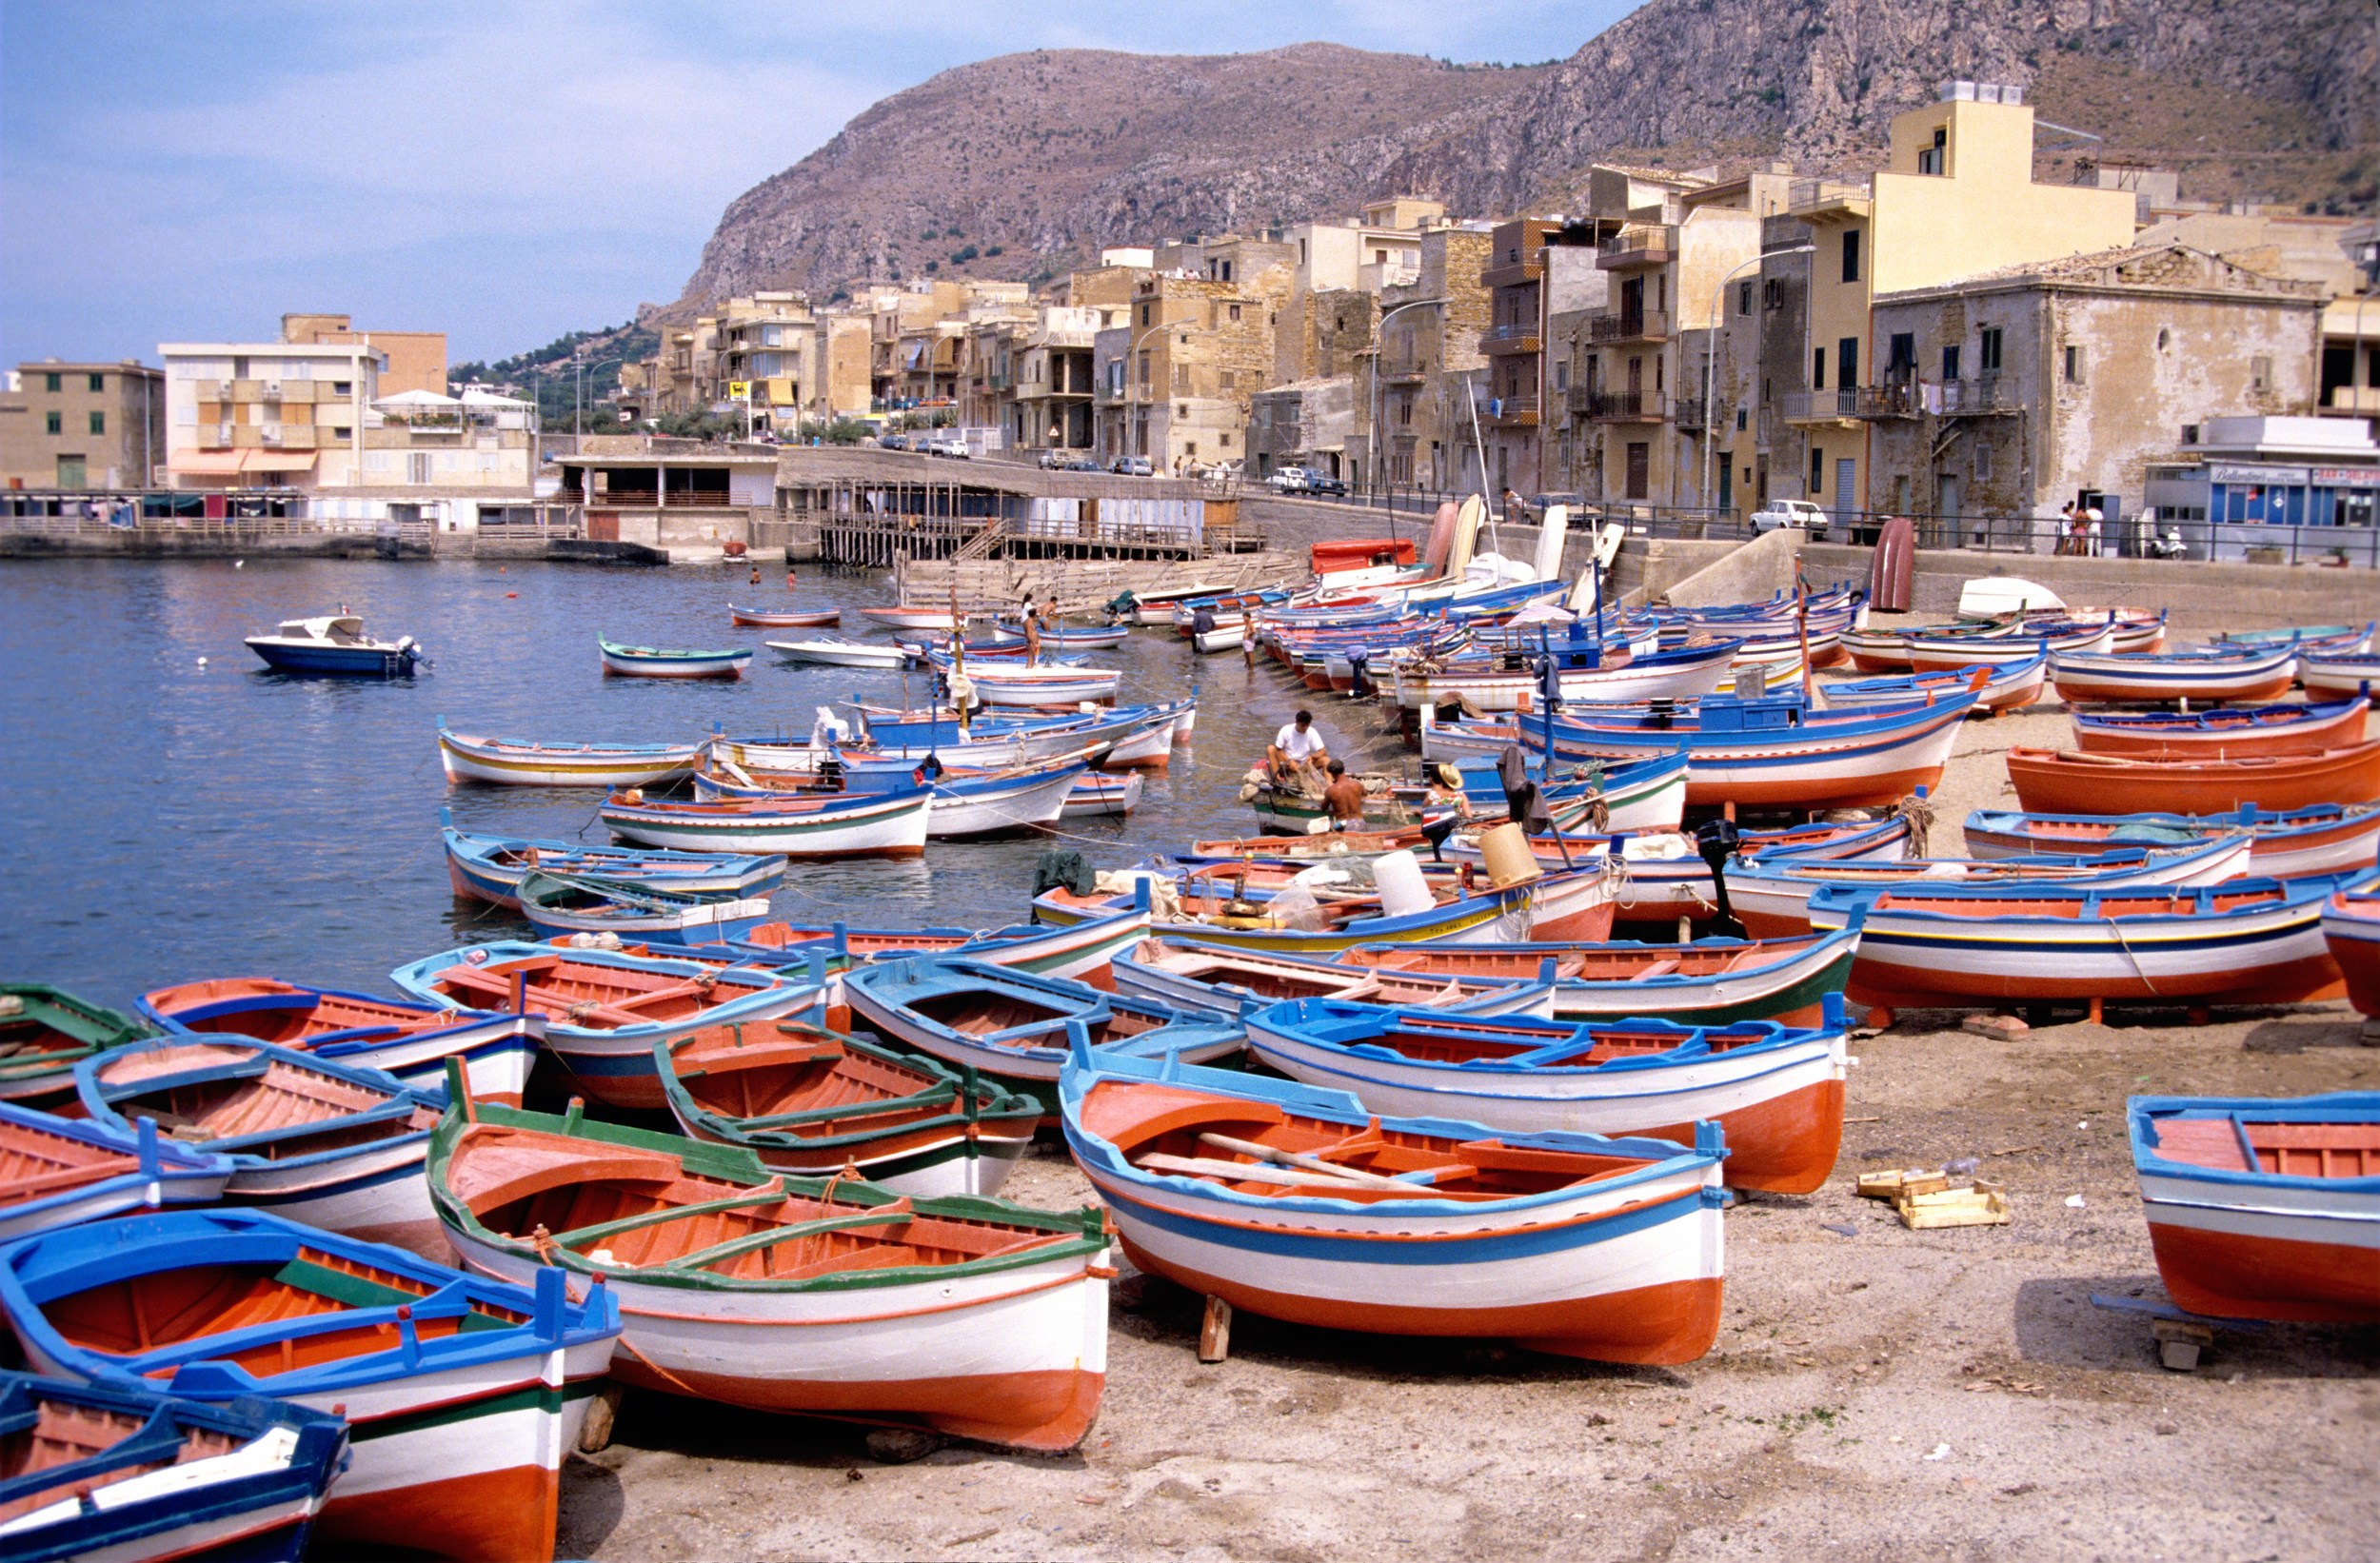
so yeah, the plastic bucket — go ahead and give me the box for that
[1477,821,1544,888]
[1374,850,1436,920]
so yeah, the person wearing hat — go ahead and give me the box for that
[1421,760,1475,819]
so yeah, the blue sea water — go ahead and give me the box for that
[0,556,1352,1010]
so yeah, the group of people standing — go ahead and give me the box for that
[2054,500,2107,556]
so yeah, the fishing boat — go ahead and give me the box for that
[244,614,422,677]
[0,1371,347,1563]
[843,957,1242,1114]
[2049,643,2299,705]
[765,636,908,670]
[440,807,784,907]
[2129,1093,2380,1324]
[857,604,962,631]
[2211,623,2371,656]
[515,870,773,946]
[2071,697,2370,759]
[1818,652,2046,713]
[1113,937,1554,1019]
[2005,741,2380,815]
[1033,865,1548,957]
[0,1107,229,1241]
[1341,927,1860,1027]
[389,940,823,1110]
[437,723,703,787]
[0,985,151,1109]
[1061,770,1143,819]
[1904,622,2112,672]
[429,1098,1114,1450]
[597,637,752,680]
[952,664,1122,708]
[1838,626,1913,672]
[600,785,934,859]
[1726,837,2252,937]
[0,1207,622,1561]
[2322,870,2380,1019]
[2300,651,2380,701]
[1244,996,1847,1194]
[137,977,542,1105]
[656,1020,1041,1196]
[1398,742,1692,834]
[1963,802,2380,880]
[1390,638,1741,712]
[1061,1041,1728,1363]
[74,1038,449,1258]
[730,603,841,627]
[1442,813,1911,924]
[1804,877,2343,1014]
[694,753,1088,840]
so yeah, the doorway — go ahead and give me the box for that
[1834,458,1857,525]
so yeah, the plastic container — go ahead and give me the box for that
[1477,821,1544,889]
[1373,850,1435,920]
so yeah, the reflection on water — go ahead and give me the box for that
[0,556,1356,1007]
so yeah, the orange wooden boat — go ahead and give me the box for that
[2005,740,2380,816]
[2072,697,2370,760]
[0,986,151,1110]
[0,1105,231,1241]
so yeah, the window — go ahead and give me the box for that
[1554,362,1569,392]
[331,381,352,396]
[2251,355,2272,393]
[1810,447,1825,495]
[1918,127,1946,176]
[2063,344,2086,385]
[88,373,105,392]
[45,411,61,435]
[1735,406,1748,431]
[1941,345,1962,382]
[1140,304,1151,327]
[1975,443,1993,480]
[1738,281,1754,315]
[1136,350,1150,389]
[89,411,105,435]
[1624,442,1650,500]
[1979,326,2002,375]
[1887,332,1915,376]
[44,372,61,392]
[1763,278,1783,310]
[1841,229,1861,284]
[1228,304,1241,323]
[1812,349,1825,390]
[330,425,352,441]
[1837,338,1858,389]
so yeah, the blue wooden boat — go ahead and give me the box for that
[75,1037,449,1258]
[515,868,774,945]
[0,1208,622,1562]
[0,1371,348,1563]
[597,636,752,679]
[843,956,1242,1113]
[244,614,422,677]
[0,1105,231,1241]
[1818,650,2047,712]
[1962,801,2380,880]
[440,805,784,907]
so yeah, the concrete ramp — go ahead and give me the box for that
[1637,526,1801,609]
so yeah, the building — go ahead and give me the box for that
[279,313,446,398]
[1858,245,2323,542]
[2145,416,2378,557]
[1104,272,1279,471]
[0,361,166,488]
[1248,378,1357,481]
[1273,202,1438,384]
[1479,216,1611,498]
[1011,307,1107,455]
[1352,223,1494,494]
[714,294,819,431]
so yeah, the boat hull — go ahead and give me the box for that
[600,648,751,679]
[247,641,419,678]
[2323,896,2380,1018]
[602,792,932,860]
[2006,742,2380,815]
[438,729,701,787]
[2071,698,2370,759]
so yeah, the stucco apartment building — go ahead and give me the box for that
[0,361,166,488]
[1352,224,1494,494]
[1481,215,1610,499]
[1097,271,1279,471]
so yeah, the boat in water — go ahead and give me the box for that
[597,637,752,680]
[600,785,934,860]
[730,603,841,627]
[437,722,704,787]
[439,806,784,907]
[244,614,422,677]
[137,976,542,1104]
[515,868,774,946]
[0,984,152,1109]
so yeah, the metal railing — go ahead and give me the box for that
[1853,378,2016,419]
[1589,309,1672,343]
[1672,396,1709,430]
[1585,391,1669,421]
[1781,389,1861,421]
[1597,227,1676,265]
[1481,323,1541,345]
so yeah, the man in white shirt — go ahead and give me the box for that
[1268,709,1329,785]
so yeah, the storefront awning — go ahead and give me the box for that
[169,451,248,475]
[241,451,320,472]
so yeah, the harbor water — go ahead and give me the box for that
[0,556,1364,1009]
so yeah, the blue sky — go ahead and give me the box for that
[0,2,1637,367]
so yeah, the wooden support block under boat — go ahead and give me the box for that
[1200,1296,1233,1364]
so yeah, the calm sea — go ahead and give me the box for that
[0,556,1356,1011]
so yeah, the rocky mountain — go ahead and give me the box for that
[672,0,2374,312]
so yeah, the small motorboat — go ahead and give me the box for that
[1243,996,1850,1194]
[2005,741,2380,815]
[655,1019,1041,1196]
[1340,928,1860,1027]
[0,984,152,1109]
[0,1106,229,1242]
[2129,1093,2379,1323]
[0,1207,621,1562]
[843,956,1243,1113]
[437,722,704,786]
[1061,1039,1729,1363]
[1113,936,1554,1019]
[597,637,752,680]
[516,868,774,946]
[244,613,422,677]
[730,603,841,627]
[857,604,962,631]
[440,805,784,907]
[765,635,908,669]
[74,1037,449,1258]
[2322,869,2380,1020]
[600,785,934,860]
[428,1098,1114,1451]
[0,1371,347,1563]
[137,976,542,1104]
[1962,802,2380,880]
[2071,697,2370,759]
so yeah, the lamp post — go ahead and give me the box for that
[1125,316,1205,473]
[1368,296,1448,517]
[1702,245,1812,520]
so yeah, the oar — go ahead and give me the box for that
[1197,1130,1412,1190]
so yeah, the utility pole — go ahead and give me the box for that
[1370,296,1447,522]
[1704,245,1811,520]
[574,347,585,440]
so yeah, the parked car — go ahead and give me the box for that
[877,433,908,451]
[1268,465,1344,496]
[923,435,971,459]
[1065,456,1103,472]
[1110,456,1154,477]
[1037,448,1066,469]
[1750,498,1830,540]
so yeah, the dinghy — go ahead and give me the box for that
[389,940,822,1109]
[1243,996,1849,1194]
[2129,1093,2380,1324]
[656,1020,1041,1196]
[730,603,840,627]
[0,1371,347,1563]
[437,724,703,787]
[1061,1040,1728,1363]
[951,664,1122,708]
[1061,770,1143,819]
[694,753,1088,839]
[2071,698,2370,759]
[2005,741,2380,815]
[1113,937,1554,1019]
[1962,802,2380,880]
[2049,643,2298,705]
[74,1038,449,1258]
[1032,865,1547,956]
[2322,871,2380,1020]
[0,986,151,1109]
[0,1107,229,1242]
[0,1207,621,1562]
[857,604,962,631]
[765,636,907,670]
[440,807,785,906]
[843,957,1242,1113]
[600,785,934,860]
[428,1099,1113,1451]
[1341,928,1860,1027]
[137,977,542,1104]
[516,869,773,946]
[597,638,752,680]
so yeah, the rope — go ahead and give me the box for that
[2105,907,2161,997]
[1893,791,1938,855]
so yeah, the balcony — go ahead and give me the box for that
[1377,359,1426,385]
[1586,391,1669,423]
[1482,394,1539,428]
[1782,389,1862,425]
[1588,308,1672,345]
[1480,247,1545,289]
[1672,396,1709,430]
[1480,323,1541,356]
[1788,176,1873,223]
[1597,227,1676,270]
[1850,378,2019,419]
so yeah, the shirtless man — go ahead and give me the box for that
[1321,760,1366,828]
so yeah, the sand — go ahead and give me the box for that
[555,646,2380,1563]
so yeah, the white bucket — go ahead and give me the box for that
[1373,850,1435,920]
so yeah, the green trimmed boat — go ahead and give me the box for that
[0,985,153,1108]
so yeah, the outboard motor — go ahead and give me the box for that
[1693,816,1747,940]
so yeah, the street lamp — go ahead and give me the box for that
[1369,297,1448,515]
[1125,317,1204,472]
[1701,245,1813,519]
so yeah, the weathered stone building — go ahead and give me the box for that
[1353,225,1493,494]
